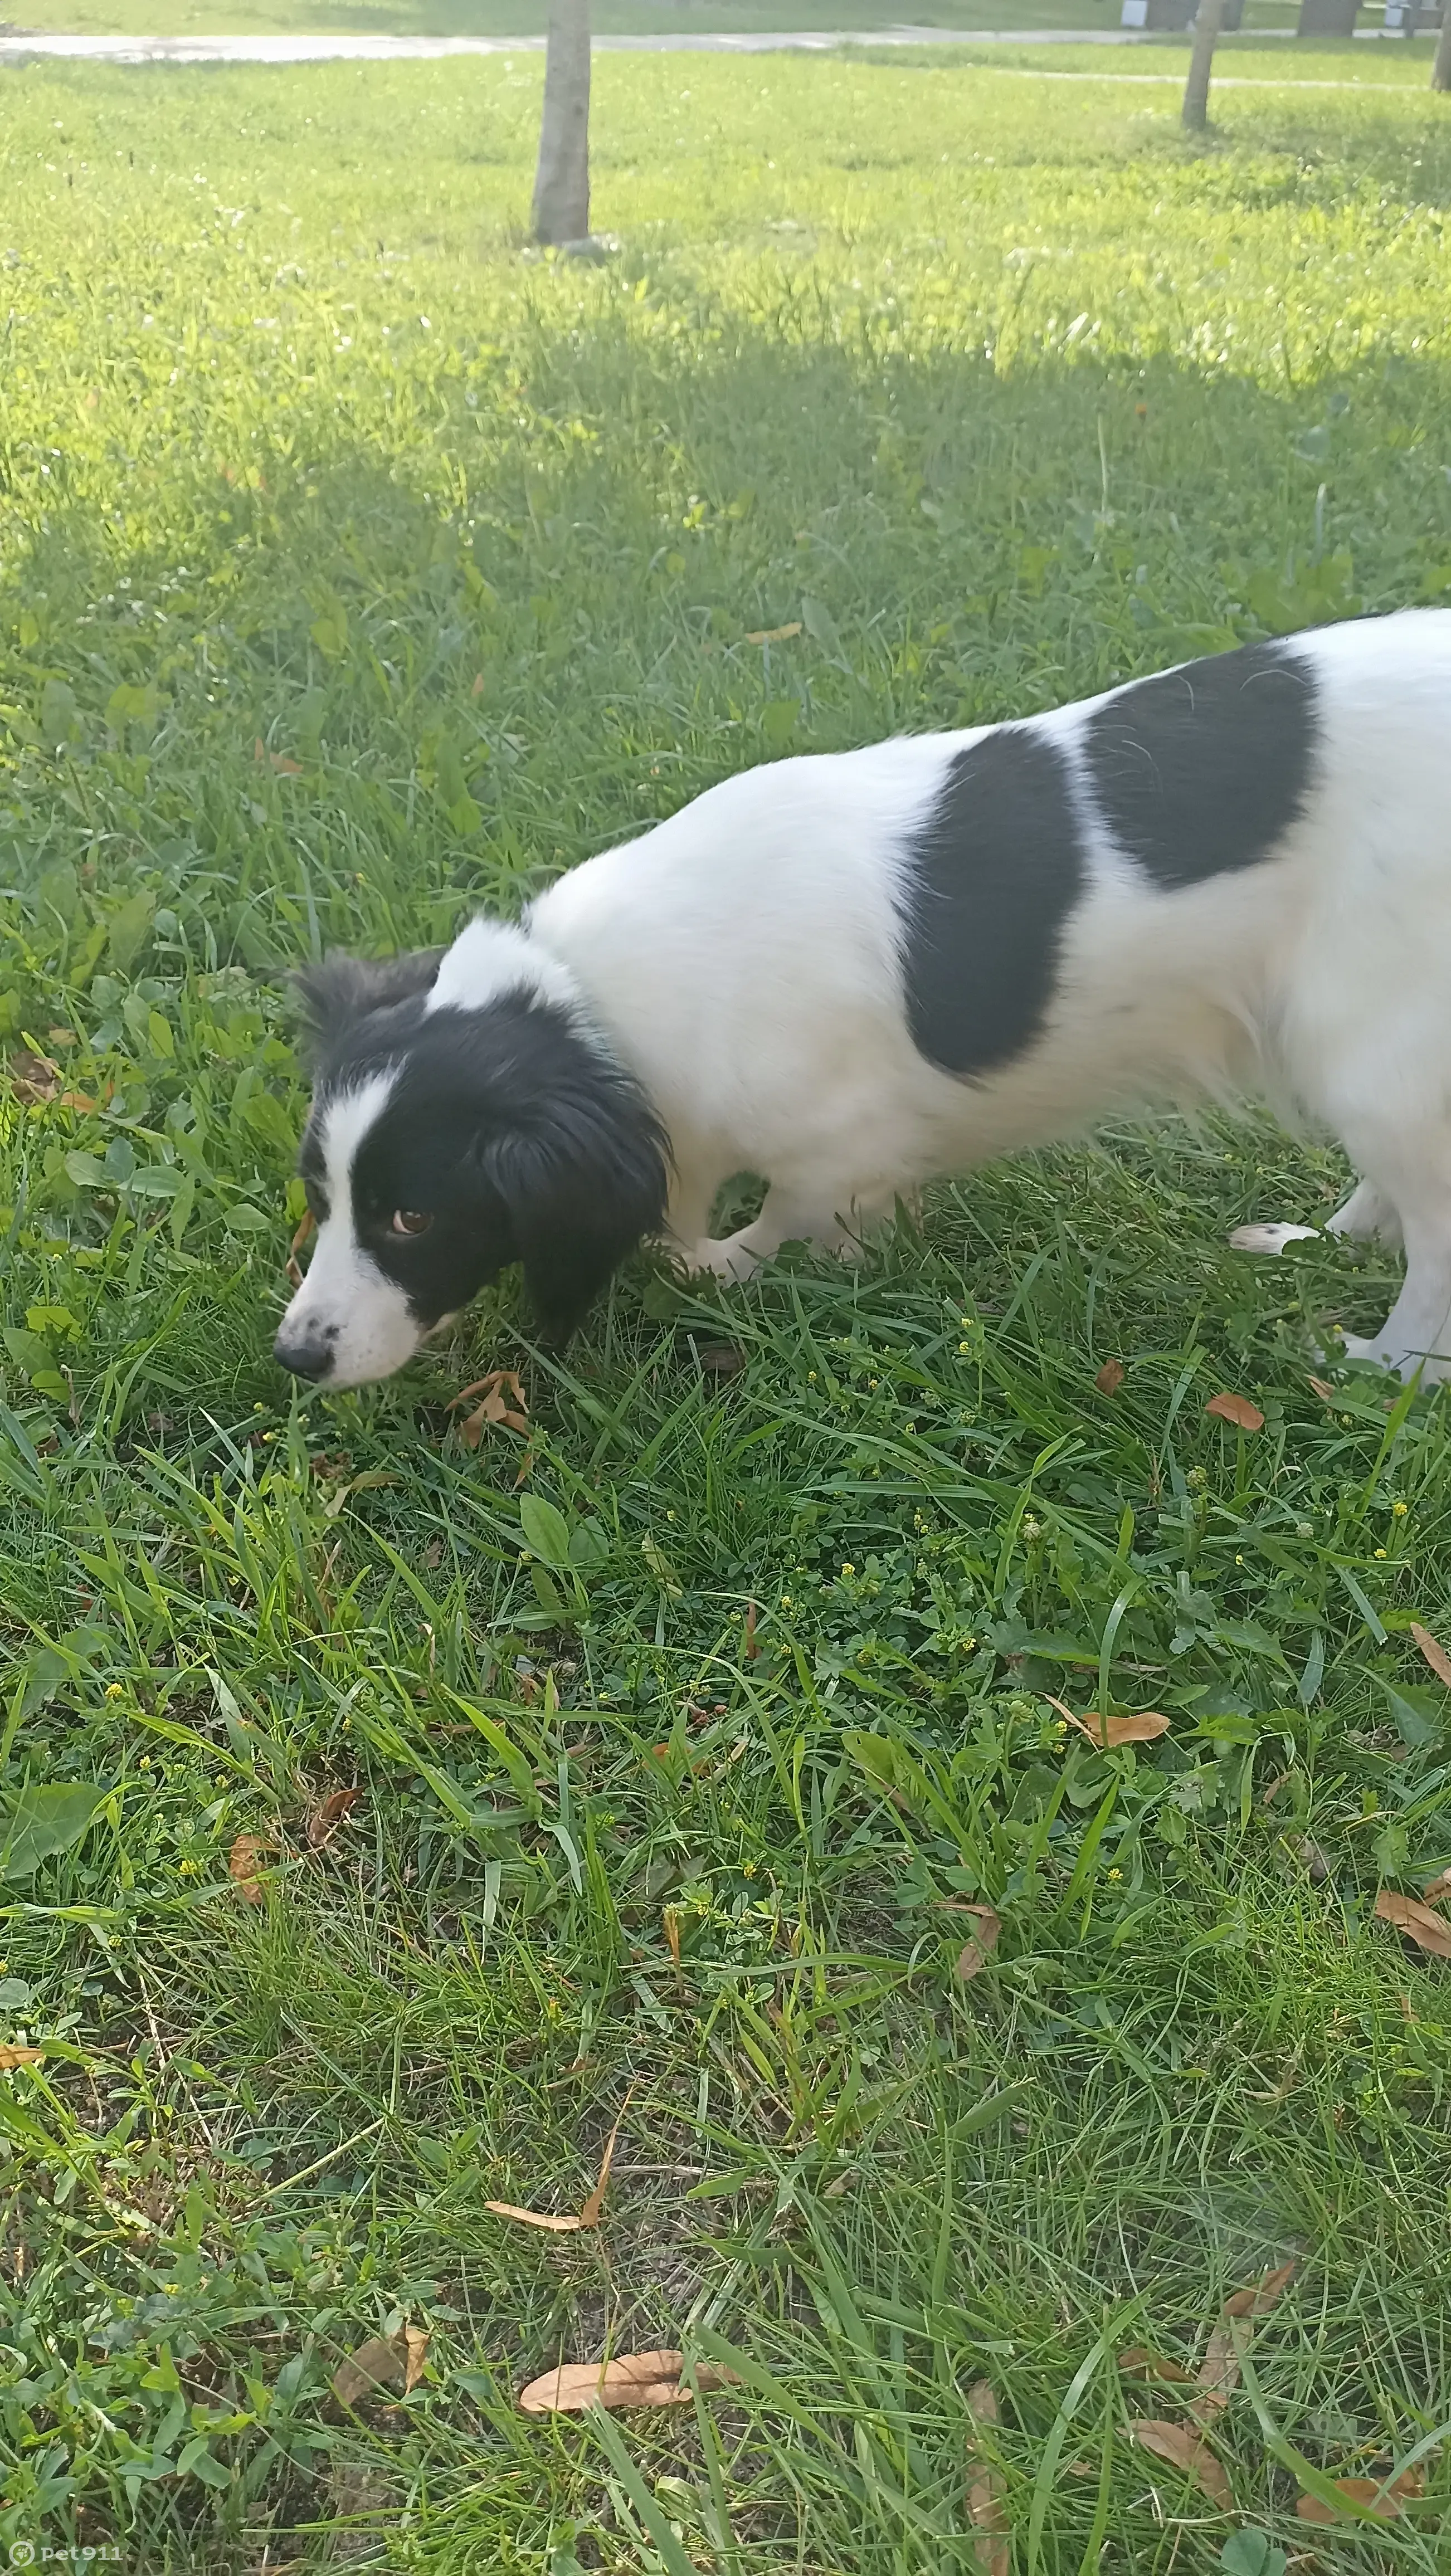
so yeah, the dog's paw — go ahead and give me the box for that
[688,1231,764,1283]
[1228,1222,1321,1256]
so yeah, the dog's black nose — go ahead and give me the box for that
[274,1333,333,1382]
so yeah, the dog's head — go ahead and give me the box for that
[273,925,669,1388]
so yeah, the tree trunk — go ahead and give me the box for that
[1182,0,1227,129]
[1433,6,1451,85]
[532,0,591,247]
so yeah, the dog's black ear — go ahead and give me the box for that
[483,1068,670,1342]
[292,949,444,1055]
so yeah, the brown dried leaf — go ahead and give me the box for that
[1296,2469,1422,2525]
[8,1048,61,1106]
[577,2090,632,2229]
[1423,1868,1451,1906]
[1205,1391,1265,1432]
[1193,2262,1296,2421]
[1375,1888,1451,1959]
[743,622,802,645]
[228,1833,271,1905]
[954,1906,1001,1981]
[332,2334,409,2407]
[488,2090,633,2236]
[663,1906,682,1972]
[307,1786,361,1851]
[743,1601,758,1661]
[254,736,302,775]
[286,1208,316,1289]
[1046,1695,1170,1749]
[518,2351,736,2414]
[1094,1359,1125,1396]
[449,1369,529,1447]
[403,2324,430,2393]
[1128,2419,1233,2508]
[0,2044,45,2070]
[1308,1375,1336,1402]
[1119,2346,1197,2387]
[965,2380,1008,2576]
[1410,1622,1451,1690]
[484,2201,587,2234]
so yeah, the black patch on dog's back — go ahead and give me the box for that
[1085,641,1317,889]
[900,726,1084,1079]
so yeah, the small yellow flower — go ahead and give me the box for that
[1107,1867,1122,1881]
[164,2282,181,2295]
[779,1594,792,1609]
[1392,1500,1409,1517]
[178,1858,200,1877]
[106,1682,124,1699]
[137,1755,152,1770]
[1375,1547,1387,1560]
[743,1860,757,1877]
[841,1563,855,1577]
[1235,1553,1244,1565]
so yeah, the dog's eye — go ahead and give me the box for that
[389,1209,432,1238]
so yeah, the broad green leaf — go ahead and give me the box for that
[0,1782,109,1880]
[520,1495,572,1568]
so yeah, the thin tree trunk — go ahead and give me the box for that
[1182,0,1227,129]
[532,0,591,247]
[1433,5,1451,85]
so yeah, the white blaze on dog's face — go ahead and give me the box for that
[273,935,670,1389]
[275,1073,427,1387]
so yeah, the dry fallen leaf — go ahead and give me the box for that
[1375,1888,1451,1960]
[1119,2346,1197,2387]
[743,1601,758,1661]
[1205,1391,1265,1432]
[1128,2419,1233,2508]
[1046,1695,1170,1750]
[663,1906,682,1973]
[449,1369,529,1447]
[1094,1359,1126,1396]
[1308,1375,1337,1402]
[403,2324,430,2394]
[518,2350,736,2414]
[228,1833,272,1905]
[965,2380,1008,2576]
[1410,1622,1451,1690]
[286,1208,315,1289]
[743,622,803,645]
[1423,1868,1451,1906]
[307,1786,361,1851]
[332,2334,410,2407]
[954,1906,1001,1981]
[1296,2468,1423,2525]
[8,1047,61,1106]
[255,736,303,775]
[487,2090,632,2235]
[1193,2262,1296,2422]
[0,2044,45,2070]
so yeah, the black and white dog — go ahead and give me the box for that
[275,609,1451,1388]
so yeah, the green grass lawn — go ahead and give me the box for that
[3,42,1451,2575]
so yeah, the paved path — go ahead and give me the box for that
[0,21,1410,62]
[0,25,1275,62]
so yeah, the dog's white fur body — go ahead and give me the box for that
[283,611,1451,1383]
[482,608,1444,1372]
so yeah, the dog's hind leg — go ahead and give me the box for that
[1326,1178,1404,1248]
[1332,1159,1451,1379]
